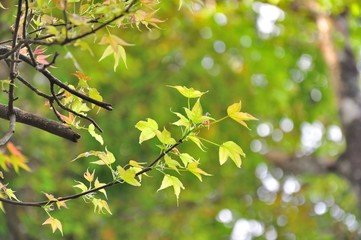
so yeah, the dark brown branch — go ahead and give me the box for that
[0,103,80,142]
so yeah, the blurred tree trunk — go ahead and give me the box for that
[315,10,361,208]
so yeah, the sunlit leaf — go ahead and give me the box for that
[88,124,104,145]
[187,162,211,181]
[168,85,207,98]
[92,198,112,215]
[157,174,185,204]
[227,101,257,129]
[5,188,20,201]
[94,178,107,199]
[42,217,63,236]
[73,181,88,192]
[117,166,141,187]
[135,118,159,143]
[84,169,95,183]
[187,136,206,151]
[219,141,245,168]
[157,128,177,145]
[164,155,181,173]
[178,153,196,167]
[91,149,115,165]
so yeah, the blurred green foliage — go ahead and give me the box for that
[1,0,361,239]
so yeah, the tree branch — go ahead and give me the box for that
[0,133,185,207]
[0,103,80,142]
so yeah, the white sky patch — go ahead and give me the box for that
[257,122,273,137]
[216,209,233,224]
[214,12,228,26]
[283,176,301,195]
[253,2,285,37]
[201,56,214,70]
[314,201,327,215]
[327,125,343,143]
[298,54,313,71]
[262,174,280,193]
[231,219,264,240]
[310,88,322,102]
[301,121,324,153]
[280,117,294,132]
[213,40,226,53]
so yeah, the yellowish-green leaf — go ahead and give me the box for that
[219,141,245,168]
[0,2,6,9]
[84,169,95,183]
[164,155,181,173]
[185,99,212,124]
[56,200,68,209]
[5,188,20,201]
[99,45,113,62]
[227,101,257,129]
[43,192,57,201]
[42,217,63,236]
[135,118,159,143]
[117,166,141,187]
[168,85,207,98]
[88,124,104,145]
[172,111,191,128]
[187,136,206,151]
[157,128,177,145]
[72,150,104,162]
[179,153,196,167]
[91,149,115,165]
[92,198,112,215]
[187,162,212,182]
[157,174,185,204]
[94,178,107,199]
[129,160,144,169]
[73,181,88,192]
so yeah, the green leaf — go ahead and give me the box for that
[219,141,245,168]
[157,174,185,204]
[135,118,159,143]
[168,85,207,98]
[227,101,257,129]
[117,166,141,187]
[157,128,177,145]
[164,155,181,173]
[88,124,104,145]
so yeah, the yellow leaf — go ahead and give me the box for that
[157,174,185,204]
[84,169,95,183]
[168,85,207,98]
[187,162,211,182]
[227,101,257,128]
[42,217,63,236]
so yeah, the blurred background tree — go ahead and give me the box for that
[1,0,361,239]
